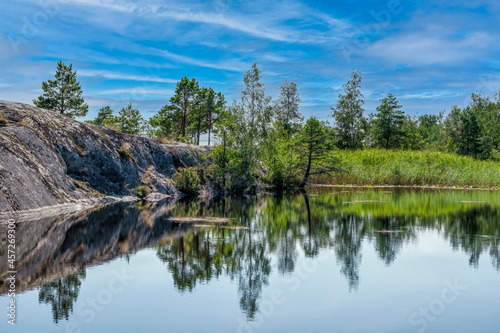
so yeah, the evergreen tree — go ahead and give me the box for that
[205,88,226,146]
[87,106,115,127]
[116,103,144,135]
[148,104,182,139]
[457,107,482,157]
[372,93,405,149]
[33,60,88,118]
[331,69,365,149]
[171,77,199,139]
[297,116,336,188]
[188,87,226,145]
[274,80,302,134]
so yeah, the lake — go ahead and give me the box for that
[1,187,499,333]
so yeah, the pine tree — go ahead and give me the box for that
[457,107,482,157]
[188,87,226,145]
[33,60,88,118]
[331,69,365,149]
[171,77,199,139]
[372,93,405,149]
[116,103,144,135]
[297,116,336,187]
[148,104,182,139]
[87,106,115,126]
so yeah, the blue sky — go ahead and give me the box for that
[1,0,500,121]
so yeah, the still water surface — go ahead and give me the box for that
[1,188,499,332]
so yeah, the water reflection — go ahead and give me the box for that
[38,270,86,324]
[1,188,499,324]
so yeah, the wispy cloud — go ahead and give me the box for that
[97,88,174,96]
[67,0,351,44]
[367,31,493,66]
[79,70,178,83]
[152,48,247,72]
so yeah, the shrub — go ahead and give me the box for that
[135,185,150,198]
[116,142,136,162]
[154,137,178,145]
[172,167,201,195]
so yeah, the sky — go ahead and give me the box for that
[1,0,500,121]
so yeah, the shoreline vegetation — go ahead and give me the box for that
[23,61,500,196]
[313,149,500,189]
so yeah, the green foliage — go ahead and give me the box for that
[400,115,424,150]
[208,63,273,193]
[456,106,482,158]
[331,69,365,149]
[87,106,116,127]
[239,63,274,150]
[260,123,302,189]
[417,112,444,149]
[148,78,225,144]
[321,149,500,187]
[208,110,243,191]
[172,167,202,195]
[135,185,150,198]
[33,60,88,118]
[116,103,144,135]
[148,103,181,139]
[371,93,405,149]
[470,92,500,158]
[297,116,337,187]
[188,87,226,145]
[274,80,303,134]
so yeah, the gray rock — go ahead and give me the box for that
[0,101,208,213]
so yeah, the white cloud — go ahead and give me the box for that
[79,70,178,83]
[96,87,174,96]
[366,26,493,66]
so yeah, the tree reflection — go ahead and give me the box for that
[157,189,500,308]
[38,270,86,324]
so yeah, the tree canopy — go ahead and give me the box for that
[33,60,88,118]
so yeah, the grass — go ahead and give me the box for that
[317,149,500,188]
[154,137,179,145]
[0,115,8,126]
[116,142,137,162]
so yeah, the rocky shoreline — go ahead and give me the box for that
[0,101,207,216]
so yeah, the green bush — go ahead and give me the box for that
[172,167,201,195]
[135,185,150,198]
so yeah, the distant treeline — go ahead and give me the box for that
[34,61,500,192]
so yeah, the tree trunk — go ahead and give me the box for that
[181,98,188,138]
[222,131,227,190]
[208,110,212,146]
[300,148,312,188]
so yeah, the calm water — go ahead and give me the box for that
[1,188,499,333]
